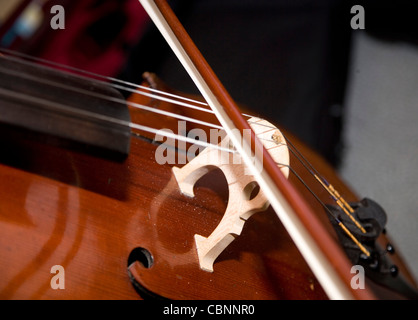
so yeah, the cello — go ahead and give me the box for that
[0,0,417,300]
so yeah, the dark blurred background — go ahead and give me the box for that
[121,0,353,167]
[2,0,415,166]
[1,0,418,280]
[1,0,356,166]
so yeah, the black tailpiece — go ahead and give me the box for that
[327,198,418,299]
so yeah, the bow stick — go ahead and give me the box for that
[138,0,375,300]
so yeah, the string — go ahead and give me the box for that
[277,162,370,257]
[0,85,235,154]
[245,114,368,238]
[0,48,221,115]
[0,50,369,255]
[2,51,364,217]
[0,48,261,120]
[0,63,225,131]
[283,135,366,234]
[241,114,368,240]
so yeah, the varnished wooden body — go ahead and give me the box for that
[0,76,416,300]
[0,122,323,299]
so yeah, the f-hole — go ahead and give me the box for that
[128,247,154,269]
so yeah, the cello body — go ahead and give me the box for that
[0,0,417,300]
[0,71,415,300]
[0,76,322,299]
